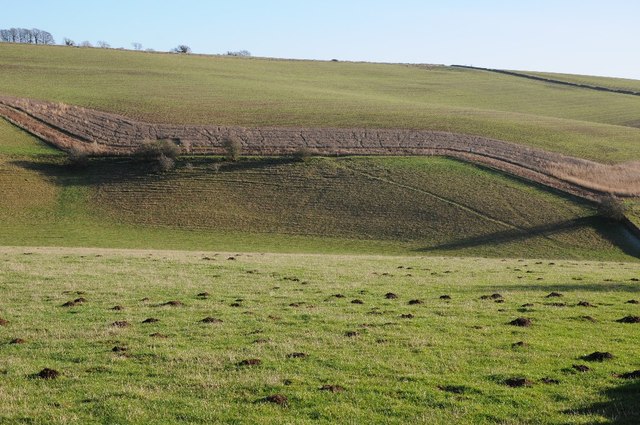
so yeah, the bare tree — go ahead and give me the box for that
[80,40,93,48]
[0,28,54,44]
[40,30,54,45]
[97,40,110,48]
[18,28,31,43]
[9,28,20,42]
[131,42,142,51]
[226,50,251,57]
[30,28,41,43]
[172,44,191,54]
[63,38,75,46]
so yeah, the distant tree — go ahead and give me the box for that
[29,28,40,43]
[80,40,93,48]
[172,44,191,54]
[42,32,54,45]
[131,42,142,51]
[145,48,155,52]
[222,136,242,161]
[97,40,110,48]
[0,27,54,44]
[9,28,20,42]
[18,28,32,43]
[226,50,251,57]
[63,37,75,46]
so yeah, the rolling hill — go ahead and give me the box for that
[0,43,638,259]
[0,118,637,259]
[0,44,639,163]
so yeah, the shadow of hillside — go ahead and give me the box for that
[419,216,640,258]
[569,380,640,424]
[11,156,298,186]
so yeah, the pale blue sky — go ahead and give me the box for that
[2,0,639,79]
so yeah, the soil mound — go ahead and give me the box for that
[509,317,532,327]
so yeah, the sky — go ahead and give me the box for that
[2,0,639,79]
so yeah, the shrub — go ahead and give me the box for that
[292,147,314,162]
[172,45,191,54]
[156,154,175,172]
[136,139,181,172]
[597,196,628,222]
[222,137,242,162]
[66,148,89,169]
[136,139,181,161]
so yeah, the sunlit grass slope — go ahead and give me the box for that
[0,44,640,162]
[0,248,639,424]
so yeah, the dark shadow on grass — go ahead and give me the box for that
[569,380,640,424]
[10,156,299,186]
[418,216,640,259]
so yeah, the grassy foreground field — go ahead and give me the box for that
[1,118,637,260]
[0,247,638,424]
[1,44,640,162]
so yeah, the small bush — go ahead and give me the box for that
[66,148,89,169]
[292,147,314,162]
[156,154,175,172]
[222,137,242,162]
[136,140,181,161]
[597,196,628,222]
[136,140,180,172]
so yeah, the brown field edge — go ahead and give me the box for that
[0,95,638,202]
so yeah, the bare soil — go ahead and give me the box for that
[509,317,532,327]
[36,368,60,379]
[505,377,533,387]
[616,316,640,323]
[262,394,288,406]
[238,359,261,367]
[581,351,613,362]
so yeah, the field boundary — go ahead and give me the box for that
[451,65,640,97]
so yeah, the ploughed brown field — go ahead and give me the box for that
[0,96,638,200]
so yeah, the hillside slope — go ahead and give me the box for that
[0,44,640,162]
[1,119,637,259]
[1,96,638,198]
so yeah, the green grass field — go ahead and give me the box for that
[0,247,638,424]
[1,44,640,162]
[1,42,640,425]
[1,118,636,260]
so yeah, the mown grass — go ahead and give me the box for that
[1,118,637,260]
[1,44,640,162]
[0,247,638,424]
